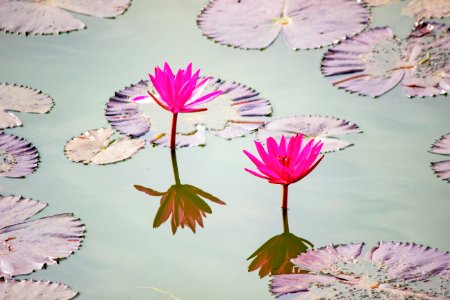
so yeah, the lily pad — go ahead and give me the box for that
[256,115,361,153]
[0,195,84,278]
[0,132,39,178]
[322,21,450,97]
[65,128,145,165]
[0,279,77,300]
[364,0,450,19]
[106,77,271,148]
[0,0,131,35]
[197,0,370,50]
[0,83,53,129]
[430,132,450,182]
[271,242,450,299]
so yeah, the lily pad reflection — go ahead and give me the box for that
[134,151,225,234]
[248,209,313,278]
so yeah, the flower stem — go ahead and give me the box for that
[170,113,178,150]
[282,184,289,210]
[282,208,289,234]
[170,150,181,185]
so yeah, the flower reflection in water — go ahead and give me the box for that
[247,209,313,278]
[134,151,225,234]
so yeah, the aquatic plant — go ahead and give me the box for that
[243,134,323,209]
[133,63,222,150]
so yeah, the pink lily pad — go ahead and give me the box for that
[0,132,39,178]
[0,0,131,35]
[271,242,450,299]
[256,115,362,153]
[106,78,271,148]
[197,0,370,50]
[322,21,450,97]
[402,0,450,19]
[0,83,53,129]
[430,132,450,182]
[65,128,145,165]
[0,195,84,278]
[0,279,77,300]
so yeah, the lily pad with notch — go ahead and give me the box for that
[197,0,371,50]
[271,241,450,299]
[0,279,77,300]
[0,83,53,130]
[0,195,84,279]
[322,21,450,97]
[0,0,131,35]
[256,115,362,153]
[64,128,145,165]
[0,132,39,178]
[106,77,271,148]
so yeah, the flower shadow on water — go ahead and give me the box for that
[134,151,225,234]
[247,209,313,278]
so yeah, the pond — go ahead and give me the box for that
[0,0,449,299]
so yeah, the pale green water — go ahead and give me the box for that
[0,1,449,299]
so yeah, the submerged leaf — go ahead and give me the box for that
[106,78,271,148]
[0,279,77,300]
[0,132,39,178]
[0,83,53,129]
[430,132,450,182]
[322,21,450,97]
[197,0,370,50]
[271,242,450,299]
[256,115,361,153]
[65,128,145,165]
[0,195,84,278]
[0,0,130,35]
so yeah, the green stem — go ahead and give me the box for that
[170,150,181,185]
[282,184,289,210]
[282,208,289,234]
[170,113,178,150]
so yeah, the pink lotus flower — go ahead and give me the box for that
[243,135,324,209]
[133,62,222,149]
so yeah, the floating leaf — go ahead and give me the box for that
[0,0,131,35]
[402,0,450,19]
[106,78,271,148]
[0,279,77,300]
[134,151,225,234]
[0,132,39,178]
[430,132,450,182]
[322,21,450,97]
[256,115,361,153]
[0,195,84,278]
[362,0,396,6]
[197,0,370,50]
[0,83,53,129]
[65,128,145,165]
[271,242,450,299]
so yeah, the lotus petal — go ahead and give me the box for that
[198,0,370,50]
[270,242,450,299]
[0,0,131,35]
[0,132,39,178]
[403,0,450,19]
[322,22,450,97]
[65,128,145,165]
[0,83,53,129]
[256,115,361,153]
[0,279,76,300]
[0,195,84,278]
[106,78,271,148]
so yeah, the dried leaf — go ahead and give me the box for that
[322,22,450,97]
[197,0,370,50]
[430,132,450,182]
[0,132,39,178]
[106,78,271,148]
[256,115,361,153]
[0,0,130,35]
[0,83,53,129]
[0,279,77,300]
[271,242,450,299]
[65,128,145,165]
[403,0,450,19]
[0,195,84,278]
